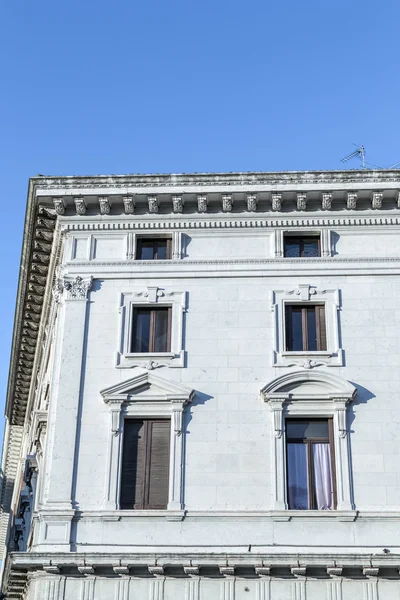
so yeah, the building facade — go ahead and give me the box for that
[1,171,400,599]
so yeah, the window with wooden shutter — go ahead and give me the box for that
[120,419,170,510]
[285,304,327,351]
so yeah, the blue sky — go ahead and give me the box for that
[0,0,399,431]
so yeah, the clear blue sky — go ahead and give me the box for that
[0,0,399,431]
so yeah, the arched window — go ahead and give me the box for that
[260,371,357,515]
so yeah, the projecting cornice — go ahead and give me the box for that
[28,170,400,215]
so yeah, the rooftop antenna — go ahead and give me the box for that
[341,144,366,169]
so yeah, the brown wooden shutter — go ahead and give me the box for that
[316,305,327,350]
[145,420,170,509]
[120,420,146,509]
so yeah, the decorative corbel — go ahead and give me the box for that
[172,195,184,213]
[172,405,183,436]
[123,196,135,214]
[222,194,233,212]
[297,193,307,211]
[53,198,65,215]
[148,196,159,213]
[372,192,383,209]
[347,192,357,210]
[99,196,111,215]
[268,399,285,438]
[246,193,257,212]
[197,194,208,212]
[322,193,332,210]
[74,197,86,215]
[271,194,282,211]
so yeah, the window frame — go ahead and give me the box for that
[101,371,195,518]
[271,284,343,368]
[136,237,172,260]
[285,304,327,352]
[117,287,186,368]
[285,418,337,510]
[260,370,357,518]
[131,306,172,353]
[273,229,332,258]
[283,235,321,258]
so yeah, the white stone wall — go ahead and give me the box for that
[15,221,400,599]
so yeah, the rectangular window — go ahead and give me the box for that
[284,235,320,257]
[131,307,172,353]
[120,419,171,510]
[136,238,171,260]
[285,305,326,351]
[286,419,336,510]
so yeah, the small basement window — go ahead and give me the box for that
[284,235,320,257]
[285,305,326,351]
[136,238,171,260]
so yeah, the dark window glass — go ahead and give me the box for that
[285,305,326,351]
[132,309,151,352]
[154,309,169,353]
[284,236,320,258]
[286,419,335,510]
[136,239,171,260]
[131,308,171,353]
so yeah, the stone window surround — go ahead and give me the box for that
[260,370,357,520]
[274,229,332,258]
[101,371,195,520]
[116,287,186,369]
[271,284,343,368]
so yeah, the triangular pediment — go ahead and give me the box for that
[101,369,195,404]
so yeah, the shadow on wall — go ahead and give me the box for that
[331,232,340,256]
[348,382,376,510]
[182,391,213,508]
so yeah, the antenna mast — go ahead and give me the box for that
[341,145,365,169]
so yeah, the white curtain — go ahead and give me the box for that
[312,443,333,510]
[287,444,308,509]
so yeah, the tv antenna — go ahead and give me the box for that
[341,144,366,169]
[340,144,400,170]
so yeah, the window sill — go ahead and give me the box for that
[85,510,185,521]
[281,351,332,358]
[271,510,356,522]
[116,350,185,369]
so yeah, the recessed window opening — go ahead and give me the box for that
[284,235,320,257]
[131,307,172,353]
[136,238,171,260]
[285,304,326,351]
[286,419,336,510]
[120,419,170,510]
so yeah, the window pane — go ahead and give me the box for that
[156,240,168,260]
[132,310,151,352]
[312,443,333,510]
[154,309,169,352]
[287,443,308,509]
[306,307,317,351]
[289,307,303,351]
[303,238,320,257]
[138,241,155,260]
[287,420,329,440]
[284,239,301,257]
